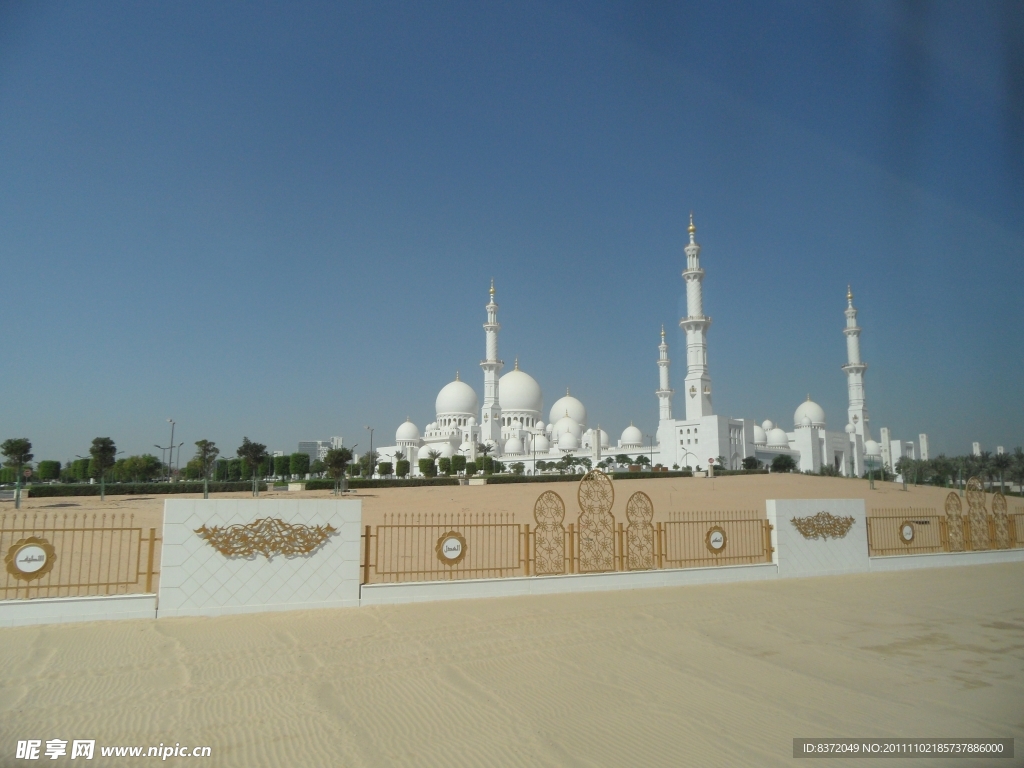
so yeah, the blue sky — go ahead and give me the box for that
[1,0,1021,464]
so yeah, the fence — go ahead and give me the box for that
[867,502,1023,557]
[1,512,160,600]
[359,506,774,585]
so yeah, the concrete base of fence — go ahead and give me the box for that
[360,562,779,606]
[0,594,157,628]
[869,547,1024,572]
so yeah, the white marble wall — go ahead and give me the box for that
[159,499,362,618]
[766,498,869,578]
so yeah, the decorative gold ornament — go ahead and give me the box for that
[194,517,337,559]
[4,536,57,581]
[533,490,566,576]
[991,491,1010,550]
[705,525,728,554]
[944,491,965,552]
[625,491,654,570]
[965,477,990,550]
[790,511,855,540]
[577,470,615,573]
[435,531,467,566]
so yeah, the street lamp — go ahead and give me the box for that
[77,450,123,501]
[646,434,654,470]
[167,419,175,482]
[364,426,374,479]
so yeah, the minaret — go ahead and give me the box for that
[680,213,713,419]
[842,285,870,440]
[656,325,673,421]
[480,279,503,445]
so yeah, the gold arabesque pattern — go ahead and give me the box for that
[965,477,990,550]
[195,517,337,559]
[944,492,965,552]
[625,491,654,571]
[790,511,855,540]
[577,470,615,573]
[991,491,1010,550]
[533,491,566,576]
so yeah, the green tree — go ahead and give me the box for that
[37,460,61,481]
[419,458,437,477]
[290,452,311,478]
[451,454,466,474]
[1011,447,1024,497]
[1,438,33,509]
[359,450,380,477]
[310,459,326,477]
[237,437,268,497]
[437,457,452,475]
[395,459,410,478]
[992,452,1012,495]
[634,455,651,467]
[324,447,353,494]
[274,455,291,478]
[465,461,478,476]
[193,440,220,498]
[742,456,760,470]
[614,454,630,466]
[510,462,525,475]
[771,454,797,473]
[377,461,394,477]
[89,437,118,500]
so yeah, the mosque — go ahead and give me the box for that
[376,215,924,477]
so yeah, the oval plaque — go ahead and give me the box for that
[899,521,915,544]
[705,525,727,554]
[435,531,467,566]
[5,537,57,581]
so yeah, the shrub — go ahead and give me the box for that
[418,458,437,477]
[395,459,410,478]
[465,461,477,476]
[301,477,458,490]
[451,455,466,474]
[771,454,797,473]
[377,461,394,477]
[28,481,266,498]
[437,457,452,475]
[290,452,311,477]
[37,460,61,481]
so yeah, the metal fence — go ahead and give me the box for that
[360,505,774,585]
[867,503,1023,556]
[1,512,160,600]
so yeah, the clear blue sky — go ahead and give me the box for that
[1,1,1021,465]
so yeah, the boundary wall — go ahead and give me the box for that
[1,498,1022,625]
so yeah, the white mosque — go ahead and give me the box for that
[376,215,925,477]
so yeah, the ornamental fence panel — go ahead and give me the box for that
[866,509,946,556]
[1,512,160,600]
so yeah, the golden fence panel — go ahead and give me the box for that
[362,512,524,584]
[866,509,944,556]
[1,512,160,600]
[1011,510,1024,549]
[662,510,772,568]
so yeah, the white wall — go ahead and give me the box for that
[766,499,869,578]
[159,499,362,618]
[0,594,157,628]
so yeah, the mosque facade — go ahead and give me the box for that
[376,216,922,477]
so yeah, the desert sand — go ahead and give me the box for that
[0,561,1021,767]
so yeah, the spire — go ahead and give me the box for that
[455,370,460,381]
[847,284,853,306]
[688,211,696,243]
[660,324,665,341]
[514,357,519,370]
[489,278,495,298]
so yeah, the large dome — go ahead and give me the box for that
[499,367,543,414]
[435,377,479,416]
[753,424,767,444]
[767,427,789,447]
[396,419,420,442]
[863,439,881,457]
[620,423,643,447]
[794,397,826,428]
[558,431,579,451]
[553,415,583,440]
[533,433,550,452]
[504,437,524,455]
[549,390,586,427]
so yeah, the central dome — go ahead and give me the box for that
[549,390,586,427]
[435,377,479,416]
[499,368,543,414]
[794,396,826,428]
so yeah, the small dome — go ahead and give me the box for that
[800,415,812,427]
[535,421,545,431]
[499,368,543,415]
[864,439,881,457]
[753,425,767,444]
[767,427,789,447]
[396,419,420,442]
[467,416,477,426]
[762,420,774,431]
[553,415,582,439]
[504,437,524,455]
[598,428,609,449]
[620,423,643,447]
[533,433,550,452]
[549,391,586,427]
[794,396,826,428]
[558,431,579,450]
[435,378,479,417]
[459,440,474,453]
[844,423,855,434]
[417,445,434,460]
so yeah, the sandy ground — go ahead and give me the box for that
[0,562,1020,767]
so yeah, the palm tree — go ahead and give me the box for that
[325,447,353,494]
[237,437,268,497]
[991,453,1012,495]
[476,443,493,474]
[1012,447,1024,497]
[1,438,33,510]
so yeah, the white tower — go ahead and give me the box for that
[680,214,713,419]
[656,325,673,421]
[480,279,503,446]
[841,285,870,440]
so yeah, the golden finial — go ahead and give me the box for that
[455,370,460,381]
[688,211,696,234]
[660,324,665,341]
[566,387,570,396]
[846,284,853,301]
[514,357,519,370]
[489,278,495,296]
[806,393,811,401]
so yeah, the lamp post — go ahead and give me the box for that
[166,419,175,482]
[646,434,655,470]
[364,426,374,479]
[348,444,358,492]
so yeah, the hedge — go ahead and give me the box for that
[487,470,694,484]
[27,481,268,498]
[301,477,460,490]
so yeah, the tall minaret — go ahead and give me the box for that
[480,279,503,445]
[656,325,673,421]
[842,285,870,440]
[680,213,713,419]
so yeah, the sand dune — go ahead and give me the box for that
[1,562,1021,767]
